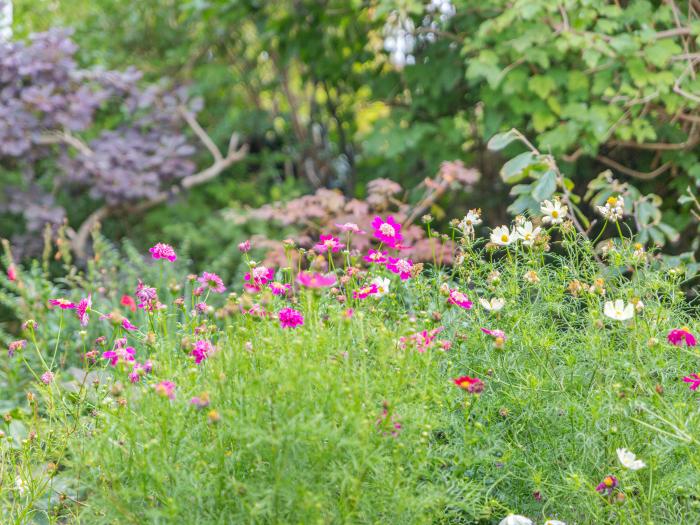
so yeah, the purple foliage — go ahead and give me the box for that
[0,29,198,253]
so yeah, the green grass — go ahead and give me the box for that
[1,227,700,524]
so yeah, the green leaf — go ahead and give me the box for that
[499,152,540,184]
[487,129,520,151]
[531,170,557,202]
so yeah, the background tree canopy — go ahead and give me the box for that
[2,0,700,277]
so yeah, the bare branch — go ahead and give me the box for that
[36,130,94,157]
[177,105,223,162]
[595,155,673,180]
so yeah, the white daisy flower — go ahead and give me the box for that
[540,198,568,225]
[479,297,505,312]
[515,221,541,246]
[616,448,646,470]
[490,225,515,246]
[603,299,635,321]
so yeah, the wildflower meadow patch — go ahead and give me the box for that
[1,203,700,525]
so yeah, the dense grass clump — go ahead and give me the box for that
[1,216,699,524]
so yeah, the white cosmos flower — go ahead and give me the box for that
[458,209,482,235]
[603,299,635,321]
[371,277,390,298]
[596,196,625,222]
[499,515,533,525]
[479,297,505,312]
[490,225,515,246]
[545,521,567,525]
[540,199,568,225]
[515,221,541,246]
[616,448,646,470]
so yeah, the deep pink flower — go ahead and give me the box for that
[363,249,388,265]
[353,284,378,299]
[244,266,275,289]
[49,298,76,310]
[399,327,448,353]
[371,216,403,247]
[122,318,138,331]
[8,339,26,357]
[76,294,91,327]
[278,307,304,329]
[102,346,136,366]
[149,243,177,262]
[453,375,484,393]
[198,272,226,293]
[154,380,176,399]
[40,371,54,385]
[668,328,696,347]
[128,361,151,383]
[7,265,16,281]
[191,339,214,364]
[335,222,366,234]
[314,234,345,253]
[386,257,413,280]
[269,281,291,296]
[481,327,506,339]
[448,289,473,310]
[238,240,251,253]
[296,271,337,288]
[596,475,618,495]
[683,373,700,390]
[121,294,137,312]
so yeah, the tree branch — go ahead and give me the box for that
[595,155,673,180]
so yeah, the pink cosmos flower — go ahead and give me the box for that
[453,375,484,393]
[481,327,506,339]
[269,281,291,296]
[448,289,473,310]
[154,381,176,399]
[122,318,138,331]
[668,328,696,347]
[335,222,366,234]
[192,339,214,364]
[363,249,388,265]
[386,257,413,280]
[41,371,54,385]
[49,298,76,310]
[149,243,177,262]
[296,271,337,288]
[121,294,137,312]
[102,344,136,366]
[238,239,251,253]
[198,272,226,293]
[371,216,403,247]
[7,265,16,281]
[353,284,378,299]
[76,294,91,327]
[244,266,275,289]
[8,339,26,357]
[683,373,700,390]
[314,234,345,253]
[596,475,618,495]
[195,302,208,314]
[278,307,304,329]
[245,304,269,318]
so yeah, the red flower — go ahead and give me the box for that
[121,295,137,312]
[453,375,484,393]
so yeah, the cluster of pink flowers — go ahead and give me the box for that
[296,271,337,288]
[191,339,214,364]
[399,327,451,353]
[149,243,177,262]
[278,307,304,329]
[102,338,136,366]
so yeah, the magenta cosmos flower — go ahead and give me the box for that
[668,328,696,347]
[683,373,700,390]
[269,281,291,296]
[76,294,91,327]
[198,272,226,293]
[102,345,136,366]
[278,307,304,329]
[363,249,388,265]
[296,271,337,288]
[49,298,76,310]
[149,243,177,262]
[244,266,275,289]
[353,283,378,299]
[315,234,345,253]
[453,375,484,393]
[191,339,214,364]
[386,257,413,280]
[596,475,618,495]
[154,380,176,399]
[371,216,403,247]
[448,289,473,310]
